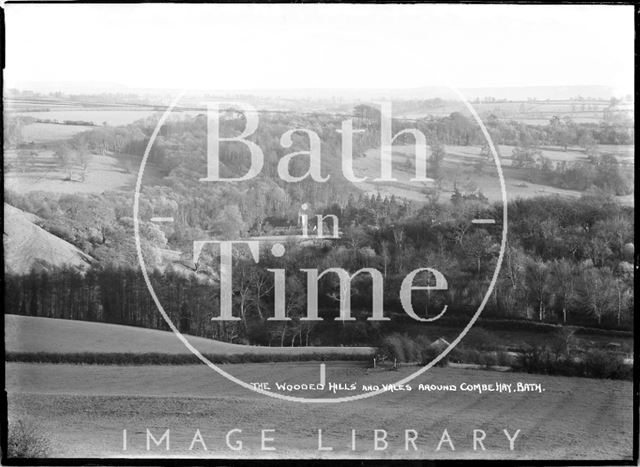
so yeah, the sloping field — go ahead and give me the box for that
[20,122,94,143]
[4,316,632,459]
[354,145,586,204]
[4,314,374,357]
[4,150,158,194]
[4,204,93,274]
[13,108,202,126]
[5,363,633,459]
[16,110,159,127]
[354,144,633,206]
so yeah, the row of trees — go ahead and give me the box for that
[5,190,635,346]
[508,147,633,196]
[10,106,632,203]
[4,108,634,346]
[351,105,633,147]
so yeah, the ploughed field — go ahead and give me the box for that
[6,362,632,460]
[5,315,633,460]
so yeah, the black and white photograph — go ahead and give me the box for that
[1,3,636,463]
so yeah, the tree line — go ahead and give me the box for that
[4,108,634,346]
[5,190,634,347]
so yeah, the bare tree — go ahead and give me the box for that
[54,144,75,180]
[524,258,550,321]
[576,267,617,325]
[614,262,633,326]
[548,259,576,323]
[250,268,273,320]
[462,229,496,273]
[279,276,305,347]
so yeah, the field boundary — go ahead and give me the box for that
[5,351,373,365]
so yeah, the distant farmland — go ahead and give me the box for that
[393,99,631,125]
[20,122,95,143]
[4,149,163,195]
[11,108,203,128]
[353,144,634,206]
[16,110,161,127]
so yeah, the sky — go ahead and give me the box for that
[4,4,635,95]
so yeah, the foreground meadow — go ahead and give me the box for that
[6,362,633,460]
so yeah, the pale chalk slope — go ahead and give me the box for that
[4,204,93,275]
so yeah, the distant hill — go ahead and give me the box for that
[6,83,627,102]
[456,85,622,101]
[198,84,624,101]
[3,203,93,275]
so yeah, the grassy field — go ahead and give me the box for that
[6,314,631,360]
[393,99,628,125]
[12,108,204,127]
[7,123,633,207]
[5,315,374,358]
[16,110,161,127]
[353,144,633,206]
[5,362,633,459]
[20,122,95,143]
[4,316,633,459]
[4,149,161,194]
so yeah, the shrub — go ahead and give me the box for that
[517,345,556,374]
[461,328,500,351]
[379,333,436,363]
[380,334,406,362]
[399,335,422,362]
[513,346,632,381]
[414,335,433,361]
[7,419,51,458]
[548,328,576,360]
[478,352,498,369]
[40,220,75,244]
[583,350,632,380]
[422,346,449,367]
[496,351,513,367]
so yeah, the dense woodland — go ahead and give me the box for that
[4,105,635,346]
